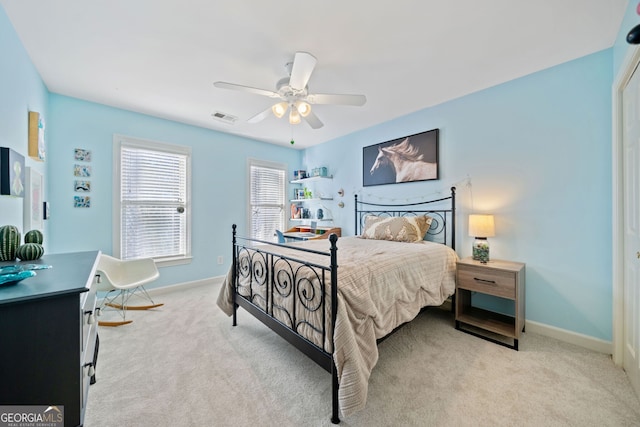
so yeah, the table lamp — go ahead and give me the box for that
[468,214,495,263]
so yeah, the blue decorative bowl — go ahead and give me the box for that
[0,270,36,286]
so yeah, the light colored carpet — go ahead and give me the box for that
[85,281,640,427]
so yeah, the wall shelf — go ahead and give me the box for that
[289,218,334,222]
[290,175,333,184]
[290,197,333,202]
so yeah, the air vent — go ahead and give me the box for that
[211,111,238,124]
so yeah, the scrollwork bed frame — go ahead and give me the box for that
[229,187,456,424]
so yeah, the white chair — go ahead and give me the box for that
[95,254,162,326]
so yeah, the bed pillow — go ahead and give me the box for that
[360,215,433,243]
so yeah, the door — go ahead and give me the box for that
[622,62,640,398]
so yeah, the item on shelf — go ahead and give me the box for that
[294,170,307,180]
[0,270,35,286]
[290,204,301,219]
[0,263,50,286]
[317,208,324,219]
[16,243,44,260]
[0,225,20,261]
[311,167,328,177]
[24,229,43,244]
[302,208,310,219]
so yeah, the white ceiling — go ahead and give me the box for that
[1,0,628,149]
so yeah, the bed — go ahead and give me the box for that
[216,187,458,423]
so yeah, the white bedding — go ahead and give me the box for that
[216,236,457,416]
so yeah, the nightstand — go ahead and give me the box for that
[455,257,525,350]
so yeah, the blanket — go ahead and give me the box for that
[216,236,457,416]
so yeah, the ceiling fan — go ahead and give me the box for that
[214,51,366,129]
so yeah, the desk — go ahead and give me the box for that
[0,251,101,427]
[284,226,341,241]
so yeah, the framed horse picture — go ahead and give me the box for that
[363,128,439,186]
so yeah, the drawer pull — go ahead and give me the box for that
[85,310,95,325]
[474,277,497,285]
[84,362,95,377]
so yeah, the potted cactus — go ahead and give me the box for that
[16,229,44,261]
[0,225,21,261]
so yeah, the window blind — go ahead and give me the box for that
[120,145,188,260]
[250,162,286,242]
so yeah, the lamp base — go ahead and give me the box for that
[472,237,490,263]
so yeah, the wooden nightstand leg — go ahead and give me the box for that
[514,339,518,351]
[455,320,460,329]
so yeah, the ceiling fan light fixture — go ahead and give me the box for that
[272,102,288,118]
[296,101,311,117]
[289,106,301,125]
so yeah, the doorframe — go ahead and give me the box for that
[612,44,640,366]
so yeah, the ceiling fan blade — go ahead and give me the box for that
[247,106,274,123]
[289,52,317,91]
[306,93,366,106]
[214,81,279,98]
[303,110,324,129]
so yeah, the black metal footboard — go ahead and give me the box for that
[230,224,341,424]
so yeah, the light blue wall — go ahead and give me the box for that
[613,0,638,75]
[1,1,627,342]
[303,50,613,341]
[47,94,301,287]
[0,6,48,243]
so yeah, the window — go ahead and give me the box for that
[248,159,286,242]
[114,135,191,264]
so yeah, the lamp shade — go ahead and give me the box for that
[289,106,301,124]
[295,101,311,117]
[272,102,288,118]
[468,214,495,238]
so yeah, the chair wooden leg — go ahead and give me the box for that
[98,320,133,327]
[105,302,164,310]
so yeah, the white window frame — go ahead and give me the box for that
[247,158,287,242]
[113,134,192,266]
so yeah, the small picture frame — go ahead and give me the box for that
[74,195,91,208]
[74,148,92,162]
[74,164,91,177]
[74,180,91,192]
[43,201,50,220]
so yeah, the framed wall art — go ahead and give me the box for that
[74,196,91,208]
[363,128,439,187]
[73,164,91,177]
[0,147,25,197]
[74,180,91,192]
[23,167,43,231]
[74,148,92,161]
[28,111,46,162]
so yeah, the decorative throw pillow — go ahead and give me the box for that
[360,215,433,243]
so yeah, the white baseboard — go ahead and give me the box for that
[145,275,225,296]
[97,276,224,304]
[105,279,613,355]
[525,320,612,354]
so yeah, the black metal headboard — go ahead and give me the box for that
[355,187,456,250]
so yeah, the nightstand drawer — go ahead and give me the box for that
[457,265,516,299]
